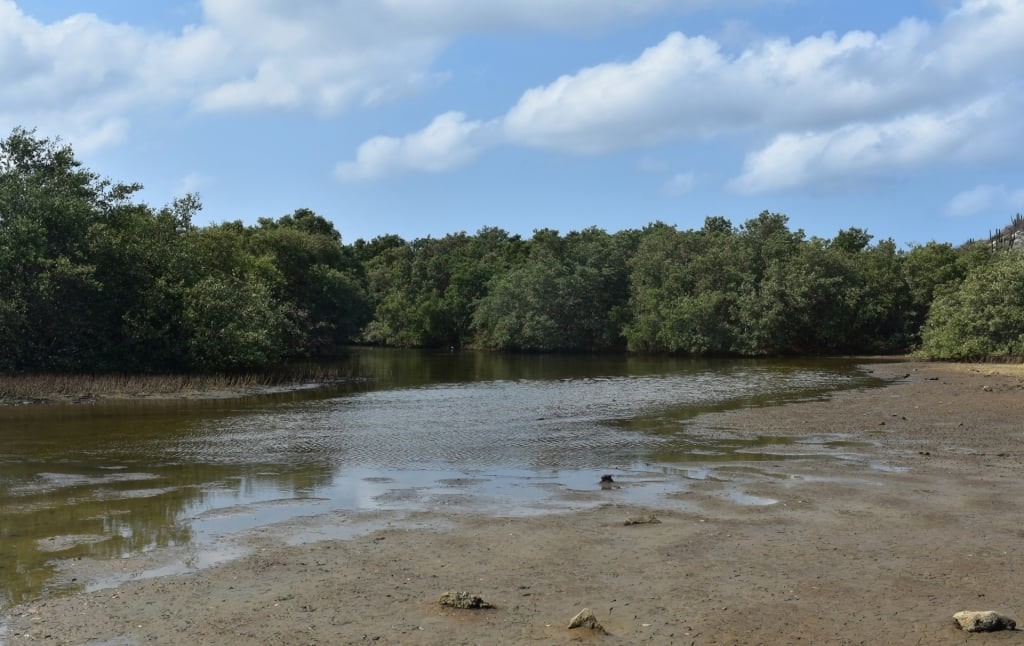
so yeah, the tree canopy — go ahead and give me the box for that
[2,126,1020,371]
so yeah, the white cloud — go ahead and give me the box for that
[946,184,1024,217]
[663,172,697,196]
[336,112,495,180]
[730,99,1009,193]
[5,0,1022,196]
[73,117,131,153]
[501,0,1024,155]
[0,0,700,150]
[349,0,1022,183]
[177,171,211,196]
[377,0,677,32]
[0,1,229,151]
[492,0,1024,191]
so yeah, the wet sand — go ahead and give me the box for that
[3,361,1024,645]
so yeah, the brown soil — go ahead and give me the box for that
[3,361,1024,645]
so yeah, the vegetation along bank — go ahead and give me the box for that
[2,126,1023,375]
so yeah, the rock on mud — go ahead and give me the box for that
[952,610,1016,632]
[438,591,494,609]
[624,514,661,526]
[568,608,607,633]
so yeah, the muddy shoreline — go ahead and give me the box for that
[0,383,337,407]
[3,361,1024,645]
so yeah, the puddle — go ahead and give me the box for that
[717,490,779,506]
[36,534,109,553]
[79,542,252,594]
[866,461,909,473]
[2,456,899,613]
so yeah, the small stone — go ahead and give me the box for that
[568,608,607,633]
[624,514,661,526]
[953,610,1016,632]
[438,591,494,610]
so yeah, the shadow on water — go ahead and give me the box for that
[0,349,891,609]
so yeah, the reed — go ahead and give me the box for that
[0,364,357,402]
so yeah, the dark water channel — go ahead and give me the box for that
[0,350,886,609]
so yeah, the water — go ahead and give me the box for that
[0,350,885,609]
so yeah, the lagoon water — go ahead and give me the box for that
[0,350,884,609]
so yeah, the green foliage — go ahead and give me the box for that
[252,211,369,356]
[919,250,1024,359]
[4,124,1023,368]
[0,128,368,372]
[183,275,295,371]
[472,227,635,351]
[0,127,142,370]
[623,216,917,356]
[902,241,966,340]
[363,228,525,347]
[624,219,745,353]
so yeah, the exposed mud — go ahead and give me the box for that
[3,362,1024,645]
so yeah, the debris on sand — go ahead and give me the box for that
[568,608,607,633]
[624,514,661,526]
[438,591,494,609]
[953,610,1016,632]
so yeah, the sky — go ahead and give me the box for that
[2,0,1022,247]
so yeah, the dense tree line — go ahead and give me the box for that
[1,127,1020,372]
[0,128,368,372]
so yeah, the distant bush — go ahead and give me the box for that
[919,250,1024,360]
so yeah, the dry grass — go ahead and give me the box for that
[0,365,356,403]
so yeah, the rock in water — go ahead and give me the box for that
[953,610,1016,632]
[568,608,607,633]
[438,591,494,609]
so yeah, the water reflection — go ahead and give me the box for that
[0,350,885,608]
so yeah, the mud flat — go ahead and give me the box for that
[3,361,1024,645]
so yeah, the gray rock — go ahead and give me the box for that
[438,591,494,609]
[953,610,1016,632]
[568,608,607,633]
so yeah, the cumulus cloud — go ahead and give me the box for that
[344,0,1023,184]
[946,184,1024,217]
[730,99,1009,193]
[0,0,698,149]
[0,0,227,149]
[191,0,725,113]
[336,112,496,180]
[502,0,1024,155]
[486,0,1023,192]
[379,0,669,30]
[5,0,1022,194]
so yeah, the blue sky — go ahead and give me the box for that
[2,1,1022,246]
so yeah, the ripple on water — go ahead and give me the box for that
[0,357,888,609]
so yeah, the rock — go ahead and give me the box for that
[438,591,494,610]
[953,610,1016,632]
[568,608,607,633]
[624,514,661,526]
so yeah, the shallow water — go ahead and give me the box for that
[0,350,886,608]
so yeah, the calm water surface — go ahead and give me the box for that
[0,350,885,608]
